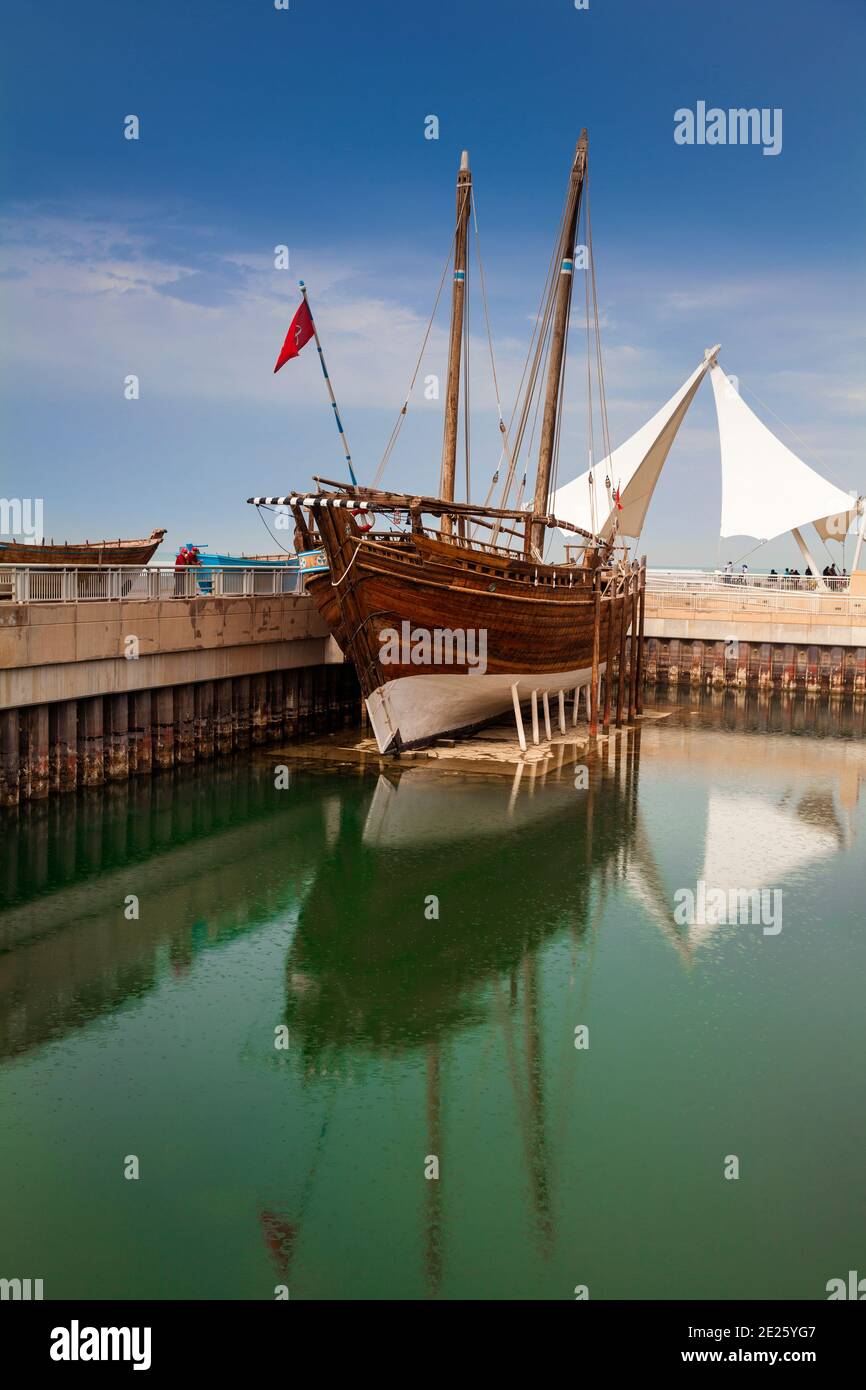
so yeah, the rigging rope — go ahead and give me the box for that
[254,503,298,556]
[584,199,598,539]
[462,242,471,502]
[372,183,471,490]
[489,179,572,532]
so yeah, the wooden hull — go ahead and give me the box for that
[363,661,604,751]
[0,530,166,566]
[306,509,629,751]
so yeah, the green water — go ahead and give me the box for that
[1,693,864,1300]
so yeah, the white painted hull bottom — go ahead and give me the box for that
[365,664,606,753]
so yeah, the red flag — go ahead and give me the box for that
[613,486,623,511]
[274,298,315,373]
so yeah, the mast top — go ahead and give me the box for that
[460,149,470,171]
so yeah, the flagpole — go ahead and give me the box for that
[298,280,358,487]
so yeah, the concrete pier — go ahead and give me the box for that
[644,581,866,695]
[0,590,357,806]
[0,664,359,807]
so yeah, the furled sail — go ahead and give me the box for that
[554,348,718,540]
[709,364,856,541]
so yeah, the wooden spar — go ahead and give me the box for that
[627,568,639,722]
[589,570,601,737]
[615,576,628,728]
[439,151,472,537]
[298,281,358,486]
[255,485,601,540]
[635,556,647,715]
[531,130,588,554]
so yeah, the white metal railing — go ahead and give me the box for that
[646,572,863,617]
[0,564,303,604]
[648,568,851,594]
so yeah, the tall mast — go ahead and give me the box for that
[531,130,588,553]
[439,150,472,536]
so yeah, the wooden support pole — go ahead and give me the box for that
[106,693,129,781]
[298,669,312,738]
[154,688,175,769]
[130,691,152,774]
[602,587,615,734]
[0,709,20,807]
[215,679,233,755]
[283,670,299,740]
[268,671,285,741]
[53,699,78,793]
[636,556,647,715]
[250,674,269,746]
[233,676,251,750]
[21,706,49,801]
[174,685,196,764]
[628,571,639,723]
[196,681,215,759]
[589,575,601,737]
[616,581,628,728]
[79,695,105,786]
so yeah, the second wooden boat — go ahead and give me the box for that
[0,529,166,566]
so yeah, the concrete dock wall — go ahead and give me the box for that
[643,587,866,694]
[643,634,866,694]
[0,664,360,806]
[0,592,360,806]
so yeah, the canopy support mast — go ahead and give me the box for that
[851,504,866,575]
[791,527,828,591]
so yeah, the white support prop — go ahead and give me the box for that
[542,691,552,741]
[573,687,580,725]
[558,689,566,734]
[531,690,540,746]
[511,683,527,753]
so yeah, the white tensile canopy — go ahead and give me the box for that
[709,363,858,543]
[553,347,719,541]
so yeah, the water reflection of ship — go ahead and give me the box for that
[285,740,642,1057]
[281,730,647,1293]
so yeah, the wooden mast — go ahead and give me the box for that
[531,130,588,554]
[439,150,472,538]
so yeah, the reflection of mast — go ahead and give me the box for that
[424,1042,443,1297]
[259,1095,336,1289]
[522,950,553,1253]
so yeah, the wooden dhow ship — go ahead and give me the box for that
[251,131,657,753]
[0,529,166,566]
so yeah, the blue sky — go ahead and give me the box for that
[2,0,864,565]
